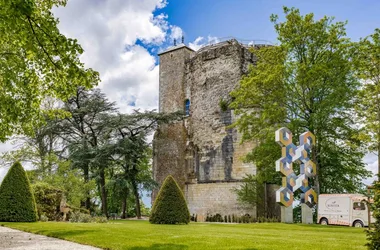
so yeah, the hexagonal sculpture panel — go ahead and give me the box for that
[276,187,293,207]
[275,127,293,147]
[302,188,318,208]
[276,157,294,176]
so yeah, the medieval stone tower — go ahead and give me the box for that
[153,39,262,221]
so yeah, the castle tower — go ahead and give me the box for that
[153,39,280,220]
[152,43,195,201]
[158,43,195,113]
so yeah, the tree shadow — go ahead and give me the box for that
[35,229,97,239]
[130,243,189,250]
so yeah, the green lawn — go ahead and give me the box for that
[1,221,367,250]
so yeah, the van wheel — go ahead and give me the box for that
[320,218,328,225]
[353,221,363,228]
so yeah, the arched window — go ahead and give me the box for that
[185,99,190,116]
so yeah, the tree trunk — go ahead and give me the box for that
[99,168,108,217]
[121,189,128,219]
[84,165,91,210]
[131,177,141,219]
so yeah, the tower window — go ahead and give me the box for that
[185,99,190,116]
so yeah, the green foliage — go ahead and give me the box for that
[69,212,93,223]
[0,162,37,222]
[367,181,380,250]
[39,214,48,222]
[0,0,99,141]
[69,212,107,223]
[230,7,370,194]
[150,175,190,224]
[32,182,63,221]
[355,29,380,177]
[219,98,229,112]
[233,174,262,209]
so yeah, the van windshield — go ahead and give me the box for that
[353,202,366,210]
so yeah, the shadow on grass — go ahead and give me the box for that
[34,230,97,240]
[130,243,189,250]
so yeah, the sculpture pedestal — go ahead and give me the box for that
[301,204,313,224]
[281,206,293,223]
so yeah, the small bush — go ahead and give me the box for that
[214,213,222,222]
[0,162,38,222]
[150,175,190,224]
[32,182,63,221]
[69,212,93,223]
[93,216,108,223]
[219,99,229,112]
[40,214,49,222]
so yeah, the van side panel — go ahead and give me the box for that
[318,196,350,225]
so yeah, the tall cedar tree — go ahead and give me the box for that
[108,110,183,219]
[150,175,190,224]
[230,7,370,196]
[59,88,117,215]
[355,29,380,180]
[0,162,38,222]
[0,0,99,141]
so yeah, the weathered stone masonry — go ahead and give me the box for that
[153,40,260,220]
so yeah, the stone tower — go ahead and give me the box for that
[153,39,276,221]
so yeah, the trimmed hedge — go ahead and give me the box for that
[0,162,38,222]
[32,182,63,221]
[150,175,190,224]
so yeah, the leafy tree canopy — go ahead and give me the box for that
[230,7,370,194]
[0,0,99,141]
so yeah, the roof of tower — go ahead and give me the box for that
[158,43,195,56]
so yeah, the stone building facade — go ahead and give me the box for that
[153,39,273,221]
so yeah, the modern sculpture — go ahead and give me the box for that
[275,127,318,224]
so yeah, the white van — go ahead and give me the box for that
[318,194,375,227]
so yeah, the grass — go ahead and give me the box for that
[1,220,367,250]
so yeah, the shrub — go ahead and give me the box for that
[32,182,63,221]
[149,175,190,224]
[93,216,108,223]
[0,162,38,222]
[367,181,380,250]
[40,214,49,222]
[69,212,93,223]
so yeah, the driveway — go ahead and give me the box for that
[0,226,101,250]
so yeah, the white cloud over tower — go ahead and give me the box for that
[52,0,180,113]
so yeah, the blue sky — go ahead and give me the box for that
[159,0,380,45]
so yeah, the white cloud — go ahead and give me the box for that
[170,26,183,40]
[52,0,169,112]
[364,153,378,185]
[189,35,220,51]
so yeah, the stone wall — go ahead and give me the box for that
[183,40,256,182]
[152,122,187,202]
[185,182,255,222]
[153,40,275,218]
[159,46,194,113]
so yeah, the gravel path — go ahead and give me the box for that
[0,226,101,250]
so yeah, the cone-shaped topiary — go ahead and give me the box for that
[150,175,190,224]
[0,162,38,222]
